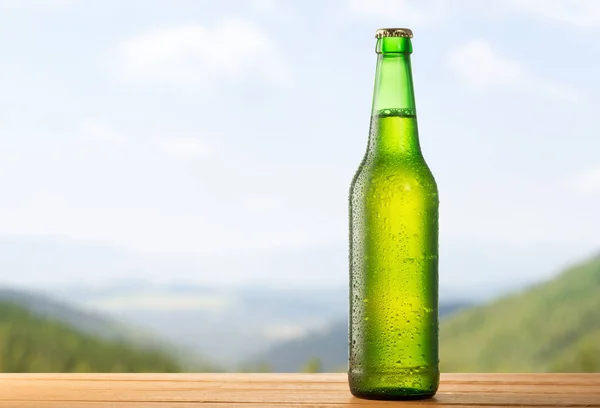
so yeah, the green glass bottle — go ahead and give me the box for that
[349,28,439,400]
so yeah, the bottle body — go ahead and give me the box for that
[348,31,439,400]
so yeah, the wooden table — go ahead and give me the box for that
[1,373,599,407]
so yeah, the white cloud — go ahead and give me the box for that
[81,121,213,160]
[157,137,211,159]
[243,195,283,211]
[84,293,235,312]
[81,120,127,145]
[0,0,73,9]
[251,0,279,14]
[347,0,446,26]
[447,39,579,102]
[344,0,600,28]
[539,82,580,104]
[508,0,600,27]
[446,39,523,90]
[263,324,310,341]
[116,19,290,88]
[570,166,600,195]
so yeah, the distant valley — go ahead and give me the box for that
[250,301,471,372]
[52,283,349,368]
[251,251,600,373]
[0,235,597,372]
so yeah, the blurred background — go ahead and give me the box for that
[0,0,599,373]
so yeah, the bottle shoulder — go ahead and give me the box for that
[353,154,437,183]
[350,155,438,199]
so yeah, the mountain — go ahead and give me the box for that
[0,234,588,301]
[0,234,592,370]
[0,287,218,372]
[0,300,183,372]
[0,287,151,344]
[53,283,349,368]
[440,252,600,372]
[253,301,471,372]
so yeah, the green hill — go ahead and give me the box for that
[0,287,155,345]
[0,300,183,372]
[0,287,220,372]
[440,253,600,372]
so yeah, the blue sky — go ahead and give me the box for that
[0,0,599,295]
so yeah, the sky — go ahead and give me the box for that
[0,0,599,296]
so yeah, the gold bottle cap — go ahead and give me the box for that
[374,28,413,39]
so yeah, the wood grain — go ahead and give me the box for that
[0,373,598,407]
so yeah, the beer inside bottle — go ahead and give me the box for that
[349,28,439,400]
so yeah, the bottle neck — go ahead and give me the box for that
[369,37,421,157]
[372,37,416,113]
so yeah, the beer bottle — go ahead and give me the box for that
[349,28,439,400]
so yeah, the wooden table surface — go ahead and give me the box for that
[1,373,599,407]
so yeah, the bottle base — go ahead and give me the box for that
[350,387,436,400]
[348,367,439,400]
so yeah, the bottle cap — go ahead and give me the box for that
[375,28,413,39]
